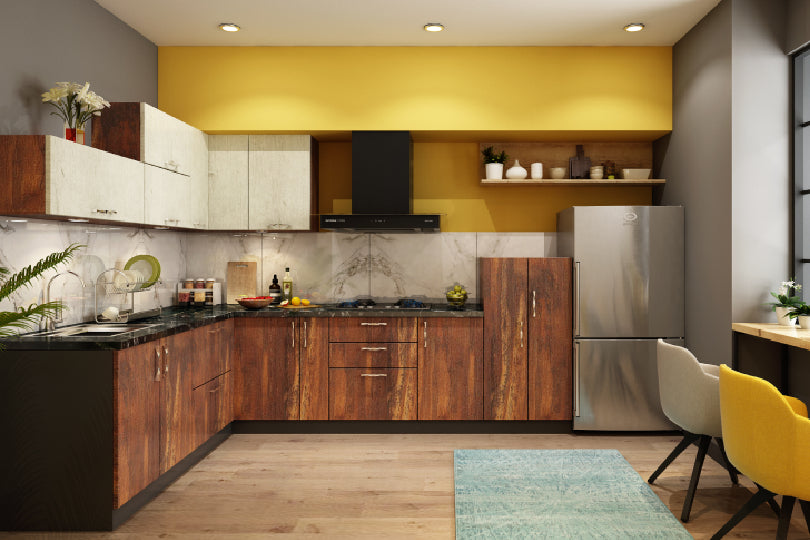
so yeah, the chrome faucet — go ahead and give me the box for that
[46,271,86,331]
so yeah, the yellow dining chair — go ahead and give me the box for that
[712,365,810,539]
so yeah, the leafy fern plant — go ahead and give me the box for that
[0,243,83,345]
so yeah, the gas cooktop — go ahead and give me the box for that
[335,298,430,310]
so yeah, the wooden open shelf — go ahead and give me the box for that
[480,178,666,186]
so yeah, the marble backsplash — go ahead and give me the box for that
[0,217,556,332]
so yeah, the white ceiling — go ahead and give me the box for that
[94,0,722,47]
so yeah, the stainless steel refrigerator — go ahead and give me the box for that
[557,206,684,430]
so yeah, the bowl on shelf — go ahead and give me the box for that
[236,297,272,309]
[621,168,651,180]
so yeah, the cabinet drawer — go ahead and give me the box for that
[328,368,416,420]
[329,343,416,368]
[329,318,417,343]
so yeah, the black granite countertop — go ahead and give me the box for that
[1,303,483,351]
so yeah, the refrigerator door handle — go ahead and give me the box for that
[574,261,581,337]
[573,341,580,417]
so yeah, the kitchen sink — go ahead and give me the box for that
[24,323,158,338]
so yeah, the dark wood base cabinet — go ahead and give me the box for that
[0,321,233,531]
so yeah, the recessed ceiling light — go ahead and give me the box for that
[218,23,240,32]
[7,219,28,223]
[424,23,444,32]
[623,22,645,32]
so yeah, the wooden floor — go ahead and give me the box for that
[3,432,809,539]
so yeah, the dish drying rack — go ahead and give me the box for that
[94,268,162,323]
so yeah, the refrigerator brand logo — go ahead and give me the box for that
[623,212,639,225]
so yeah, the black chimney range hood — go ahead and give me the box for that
[319,131,441,232]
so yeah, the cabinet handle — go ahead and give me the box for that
[574,342,580,418]
[163,346,169,374]
[303,321,307,349]
[164,218,179,226]
[166,160,179,171]
[532,290,536,318]
[360,322,387,326]
[154,347,162,382]
[519,320,524,348]
[291,321,295,348]
[361,373,388,377]
[574,261,581,337]
[424,321,427,348]
[361,346,388,351]
[94,209,117,215]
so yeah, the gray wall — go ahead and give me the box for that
[731,0,789,323]
[788,0,810,52]
[656,1,734,364]
[0,0,157,136]
[657,0,790,365]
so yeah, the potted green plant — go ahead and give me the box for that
[788,302,810,329]
[767,279,803,326]
[0,244,82,348]
[482,146,508,180]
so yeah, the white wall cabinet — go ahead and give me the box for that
[46,136,144,223]
[208,134,315,231]
[208,135,249,230]
[248,135,314,231]
[144,164,192,227]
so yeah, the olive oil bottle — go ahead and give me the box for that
[282,267,293,302]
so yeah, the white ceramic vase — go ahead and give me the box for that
[800,315,810,329]
[531,163,543,179]
[506,160,528,179]
[775,306,796,326]
[485,163,504,180]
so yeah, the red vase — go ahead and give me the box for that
[63,126,85,144]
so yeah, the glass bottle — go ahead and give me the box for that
[268,274,282,304]
[282,267,293,302]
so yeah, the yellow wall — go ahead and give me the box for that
[158,46,670,231]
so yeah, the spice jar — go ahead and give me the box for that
[195,278,205,289]
[183,278,194,289]
[205,290,214,306]
[178,291,190,306]
[205,278,216,289]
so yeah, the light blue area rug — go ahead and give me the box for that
[454,449,692,539]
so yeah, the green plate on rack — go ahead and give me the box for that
[124,255,161,289]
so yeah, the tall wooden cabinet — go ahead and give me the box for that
[299,317,329,420]
[481,257,573,421]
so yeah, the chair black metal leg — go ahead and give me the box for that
[756,483,782,516]
[799,499,810,534]
[681,434,711,522]
[648,432,699,484]
[711,486,775,540]
[777,496,796,540]
[714,437,739,485]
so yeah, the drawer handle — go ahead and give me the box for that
[360,322,388,326]
[361,373,388,377]
[361,346,388,351]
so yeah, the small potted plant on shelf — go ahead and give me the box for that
[789,302,810,329]
[768,279,803,326]
[482,146,508,180]
[41,81,110,144]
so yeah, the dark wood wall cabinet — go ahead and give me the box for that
[480,257,573,421]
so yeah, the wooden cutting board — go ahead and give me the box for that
[226,261,257,304]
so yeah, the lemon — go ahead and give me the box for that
[291,296,301,306]
[302,298,310,306]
